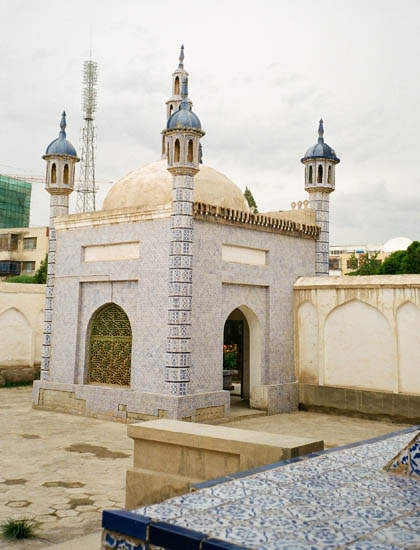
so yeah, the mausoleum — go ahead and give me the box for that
[33,47,339,422]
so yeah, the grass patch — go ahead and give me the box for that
[2,380,34,388]
[0,518,36,540]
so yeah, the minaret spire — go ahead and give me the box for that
[318,118,324,143]
[179,44,184,68]
[59,111,67,138]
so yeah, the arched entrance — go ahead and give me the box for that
[88,303,132,387]
[223,306,261,405]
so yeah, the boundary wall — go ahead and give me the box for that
[294,275,420,421]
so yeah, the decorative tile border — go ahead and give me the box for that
[102,425,420,550]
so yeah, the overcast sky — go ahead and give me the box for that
[1,0,419,244]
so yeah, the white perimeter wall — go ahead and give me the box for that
[294,275,420,395]
[0,283,45,367]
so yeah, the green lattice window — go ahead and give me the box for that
[88,303,132,386]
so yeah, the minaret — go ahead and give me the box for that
[40,112,79,380]
[301,119,340,276]
[162,45,192,157]
[162,76,204,396]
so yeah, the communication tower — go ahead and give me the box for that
[76,60,98,212]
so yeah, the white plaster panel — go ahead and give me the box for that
[397,302,420,394]
[324,300,394,391]
[222,244,267,266]
[83,242,140,262]
[297,302,319,384]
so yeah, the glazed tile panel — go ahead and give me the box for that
[103,427,420,550]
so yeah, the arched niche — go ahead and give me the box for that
[0,308,32,366]
[324,300,394,391]
[297,302,319,383]
[223,305,261,404]
[87,303,132,387]
[397,302,420,394]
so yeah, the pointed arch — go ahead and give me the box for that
[317,165,323,183]
[0,307,32,366]
[324,299,394,391]
[169,104,174,117]
[327,165,332,184]
[88,303,132,386]
[308,165,313,184]
[51,163,57,184]
[174,76,180,95]
[187,139,194,163]
[396,301,420,394]
[63,164,69,185]
[174,139,180,163]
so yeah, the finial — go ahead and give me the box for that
[59,111,67,138]
[179,44,184,68]
[318,118,324,143]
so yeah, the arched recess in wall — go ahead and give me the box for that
[297,302,319,384]
[308,165,313,183]
[174,139,180,162]
[0,308,32,366]
[223,305,262,405]
[317,165,323,183]
[51,163,57,184]
[324,300,395,391]
[87,303,132,387]
[397,302,420,394]
[174,76,180,95]
[187,140,193,162]
[63,164,69,185]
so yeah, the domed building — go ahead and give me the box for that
[33,48,325,422]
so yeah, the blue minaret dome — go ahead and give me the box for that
[167,76,201,130]
[45,111,78,157]
[301,118,339,163]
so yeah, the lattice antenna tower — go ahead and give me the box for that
[76,59,98,212]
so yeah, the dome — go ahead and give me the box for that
[301,119,340,163]
[382,237,412,254]
[103,158,250,213]
[167,102,201,130]
[45,136,77,157]
[45,111,78,157]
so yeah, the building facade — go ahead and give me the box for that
[0,175,32,228]
[0,226,48,279]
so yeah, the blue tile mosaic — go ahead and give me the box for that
[103,427,420,550]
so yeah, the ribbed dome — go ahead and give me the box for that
[103,158,250,213]
[301,119,340,163]
[45,111,78,157]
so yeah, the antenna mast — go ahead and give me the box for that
[76,59,98,212]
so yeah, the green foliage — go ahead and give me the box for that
[347,253,381,276]
[33,253,48,284]
[347,253,358,271]
[346,241,420,276]
[380,250,406,274]
[223,344,238,370]
[6,275,36,283]
[1,518,36,540]
[3,380,34,388]
[244,187,258,213]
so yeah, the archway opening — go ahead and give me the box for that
[187,140,194,162]
[317,164,323,183]
[174,76,180,95]
[223,305,264,412]
[63,164,69,185]
[174,139,180,162]
[51,163,57,184]
[88,303,132,387]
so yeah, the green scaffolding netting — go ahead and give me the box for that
[0,175,32,228]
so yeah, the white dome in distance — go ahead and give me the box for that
[382,237,412,254]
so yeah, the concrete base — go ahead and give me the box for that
[125,419,324,509]
[32,380,230,422]
[300,383,420,423]
[251,381,299,414]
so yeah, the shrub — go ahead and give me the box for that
[1,518,36,540]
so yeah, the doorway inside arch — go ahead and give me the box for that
[223,308,250,401]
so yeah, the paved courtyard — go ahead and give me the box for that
[0,386,412,548]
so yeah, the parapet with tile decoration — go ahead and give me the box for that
[193,202,319,239]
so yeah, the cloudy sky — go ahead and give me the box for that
[1,0,419,244]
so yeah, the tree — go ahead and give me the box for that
[244,187,258,213]
[400,241,420,273]
[380,250,406,274]
[33,253,48,284]
[347,253,381,276]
